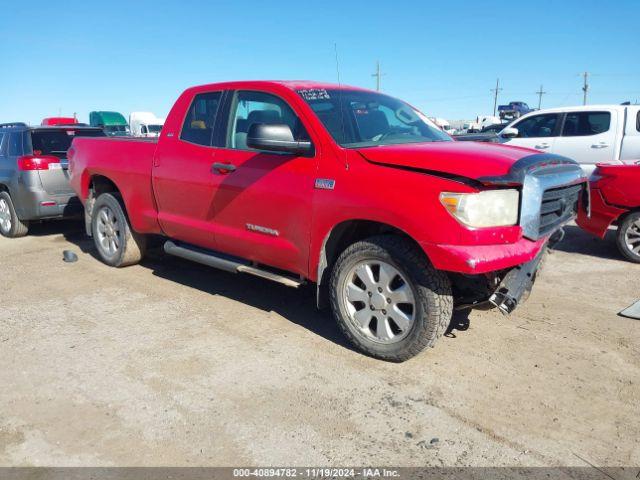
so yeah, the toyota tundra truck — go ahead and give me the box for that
[68,81,587,361]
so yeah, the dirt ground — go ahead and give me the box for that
[0,220,638,467]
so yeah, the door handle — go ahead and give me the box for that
[212,162,236,173]
[591,143,609,149]
[535,143,550,149]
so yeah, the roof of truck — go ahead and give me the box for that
[527,104,636,114]
[189,80,372,93]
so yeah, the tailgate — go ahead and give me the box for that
[38,157,74,196]
[30,128,104,197]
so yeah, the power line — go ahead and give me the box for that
[535,85,547,109]
[490,78,503,116]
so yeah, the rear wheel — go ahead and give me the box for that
[616,212,640,263]
[91,193,146,267]
[330,235,453,362]
[0,192,29,238]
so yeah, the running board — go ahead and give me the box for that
[163,240,303,288]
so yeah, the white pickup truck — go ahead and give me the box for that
[498,104,640,174]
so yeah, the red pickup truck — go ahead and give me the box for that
[68,81,587,361]
[577,163,640,262]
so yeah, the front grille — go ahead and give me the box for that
[538,183,582,236]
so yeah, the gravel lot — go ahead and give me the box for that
[0,221,638,467]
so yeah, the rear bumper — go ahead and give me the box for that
[14,188,82,221]
[576,188,627,238]
[422,236,547,274]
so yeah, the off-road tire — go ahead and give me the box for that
[91,193,146,267]
[329,235,453,362]
[0,191,29,238]
[616,211,640,263]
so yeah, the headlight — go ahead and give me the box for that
[440,189,520,228]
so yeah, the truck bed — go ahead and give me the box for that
[68,136,162,234]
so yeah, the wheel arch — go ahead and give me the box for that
[315,219,426,309]
[84,175,123,236]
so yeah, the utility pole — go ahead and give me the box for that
[536,85,547,109]
[371,61,385,91]
[582,72,589,105]
[490,78,503,116]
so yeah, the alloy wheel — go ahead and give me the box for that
[0,199,12,233]
[624,218,640,255]
[96,206,121,256]
[342,260,416,344]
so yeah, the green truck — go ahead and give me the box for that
[89,111,130,136]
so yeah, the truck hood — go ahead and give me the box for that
[355,141,540,182]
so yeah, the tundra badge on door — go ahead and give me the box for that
[315,179,335,190]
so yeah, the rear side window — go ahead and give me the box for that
[180,92,223,146]
[8,133,23,156]
[636,111,640,132]
[562,112,611,137]
[28,129,105,158]
[514,114,559,138]
[0,133,5,156]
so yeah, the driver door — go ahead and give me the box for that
[209,89,318,276]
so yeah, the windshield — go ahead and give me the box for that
[297,89,451,148]
[29,129,105,158]
[148,125,162,133]
[104,125,128,132]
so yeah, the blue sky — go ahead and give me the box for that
[1,0,638,124]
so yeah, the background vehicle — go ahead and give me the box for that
[431,117,456,135]
[498,104,640,175]
[481,122,509,133]
[498,101,533,120]
[41,117,79,126]
[0,122,105,237]
[129,112,164,137]
[577,162,640,262]
[89,111,131,136]
[68,80,586,361]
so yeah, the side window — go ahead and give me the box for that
[141,125,147,134]
[180,91,223,146]
[228,90,309,150]
[514,114,558,138]
[562,112,611,137]
[0,133,5,156]
[636,111,639,133]
[8,133,23,156]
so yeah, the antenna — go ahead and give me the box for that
[334,43,349,170]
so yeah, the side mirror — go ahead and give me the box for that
[246,123,313,155]
[501,127,518,138]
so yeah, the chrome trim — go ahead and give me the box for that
[520,164,587,240]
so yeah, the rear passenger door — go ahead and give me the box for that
[505,113,561,152]
[552,110,619,169]
[152,90,226,249]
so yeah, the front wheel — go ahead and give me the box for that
[329,235,453,362]
[91,193,146,267]
[616,212,640,263]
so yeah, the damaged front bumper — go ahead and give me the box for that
[453,229,564,315]
[487,246,546,314]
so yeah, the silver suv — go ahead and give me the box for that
[0,122,105,237]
